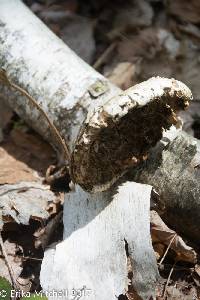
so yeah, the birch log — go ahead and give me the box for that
[0,0,192,192]
[0,1,160,299]
[130,129,200,244]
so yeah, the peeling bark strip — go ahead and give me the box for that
[41,182,159,300]
[0,1,192,192]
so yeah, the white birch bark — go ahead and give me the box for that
[130,129,200,243]
[41,182,159,300]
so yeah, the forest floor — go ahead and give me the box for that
[1,0,200,299]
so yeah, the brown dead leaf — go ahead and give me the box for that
[106,62,139,90]
[151,211,197,264]
[117,28,160,62]
[153,243,165,261]
[116,28,179,85]
[0,127,55,184]
[131,28,200,100]
[10,128,55,170]
[110,0,153,39]
[168,0,200,24]
[178,23,200,40]
[0,147,37,185]
[138,28,180,80]
[195,265,200,277]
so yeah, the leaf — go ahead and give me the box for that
[107,62,137,90]
[0,127,54,185]
[151,211,197,263]
[168,0,200,24]
[0,276,12,300]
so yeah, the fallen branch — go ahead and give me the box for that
[0,1,192,192]
[0,1,161,298]
[130,130,200,243]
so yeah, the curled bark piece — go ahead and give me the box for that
[0,181,60,225]
[0,1,192,192]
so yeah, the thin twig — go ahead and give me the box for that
[163,261,176,299]
[20,255,43,261]
[16,278,31,287]
[158,233,177,266]
[93,43,116,70]
[0,69,71,163]
[0,232,18,299]
[158,263,193,272]
[0,185,49,197]
[0,253,42,261]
